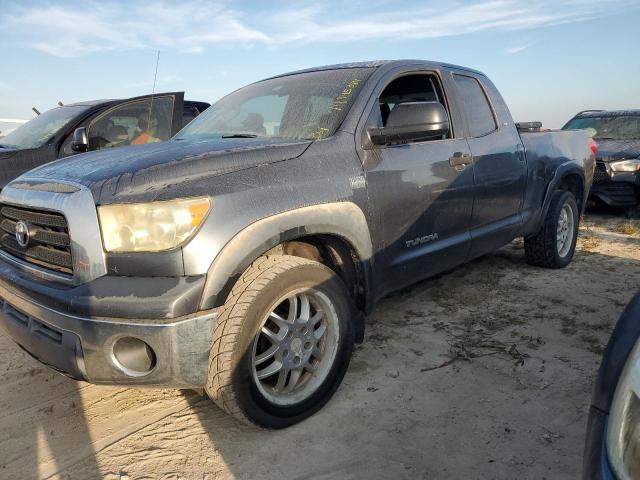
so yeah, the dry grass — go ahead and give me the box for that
[618,222,638,236]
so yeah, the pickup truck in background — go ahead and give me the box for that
[563,110,640,211]
[0,92,210,187]
[0,60,595,428]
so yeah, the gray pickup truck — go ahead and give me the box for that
[0,60,595,428]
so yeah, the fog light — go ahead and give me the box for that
[112,337,156,376]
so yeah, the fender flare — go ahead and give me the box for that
[199,202,374,312]
[526,163,586,237]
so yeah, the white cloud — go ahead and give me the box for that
[124,74,185,89]
[2,2,269,57]
[266,0,629,43]
[505,45,530,54]
[0,0,632,57]
[0,119,28,124]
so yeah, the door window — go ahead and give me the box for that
[375,74,451,140]
[87,96,174,151]
[452,74,497,138]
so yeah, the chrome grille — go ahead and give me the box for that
[0,204,73,275]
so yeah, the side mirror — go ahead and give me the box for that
[367,101,450,146]
[71,127,89,153]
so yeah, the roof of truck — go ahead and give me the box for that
[265,60,485,80]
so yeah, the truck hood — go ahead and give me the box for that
[17,137,312,204]
[595,139,640,162]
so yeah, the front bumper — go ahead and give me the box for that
[0,274,219,388]
[590,170,639,207]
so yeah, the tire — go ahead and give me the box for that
[525,190,579,269]
[205,255,355,428]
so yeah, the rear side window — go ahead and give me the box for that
[453,74,497,138]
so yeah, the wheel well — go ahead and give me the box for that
[265,235,368,341]
[557,174,585,211]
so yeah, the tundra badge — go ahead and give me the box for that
[406,233,439,248]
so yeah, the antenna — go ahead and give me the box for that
[32,107,41,116]
[147,50,160,132]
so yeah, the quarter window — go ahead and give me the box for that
[453,74,497,138]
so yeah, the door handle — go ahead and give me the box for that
[449,152,473,167]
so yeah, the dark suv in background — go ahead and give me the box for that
[563,110,640,212]
[0,92,209,188]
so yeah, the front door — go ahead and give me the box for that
[360,72,475,295]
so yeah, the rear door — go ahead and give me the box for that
[451,72,526,257]
[359,70,475,295]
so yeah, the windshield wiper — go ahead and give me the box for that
[0,144,17,149]
[221,133,259,139]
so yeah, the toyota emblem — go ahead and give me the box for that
[15,221,30,248]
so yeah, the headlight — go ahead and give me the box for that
[607,339,640,480]
[610,159,640,172]
[98,197,211,253]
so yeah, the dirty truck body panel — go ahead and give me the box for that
[0,60,593,389]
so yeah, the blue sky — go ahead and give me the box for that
[0,0,639,133]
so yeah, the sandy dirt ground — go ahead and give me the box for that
[1,213,638,480]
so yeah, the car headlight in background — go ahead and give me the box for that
[98,197,211,253]
[610,159,640,172]
[607,338,640,480]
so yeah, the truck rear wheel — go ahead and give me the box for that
[205,255,355,428]
[524,190,579,268]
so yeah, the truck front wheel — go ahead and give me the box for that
[524,190,579,268]
[205,255,355,428]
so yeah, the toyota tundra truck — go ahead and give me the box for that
[0,60,596,428]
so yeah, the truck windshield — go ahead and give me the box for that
[563,115,640,140]
[0,105,89,149]
[175,68,374,142]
